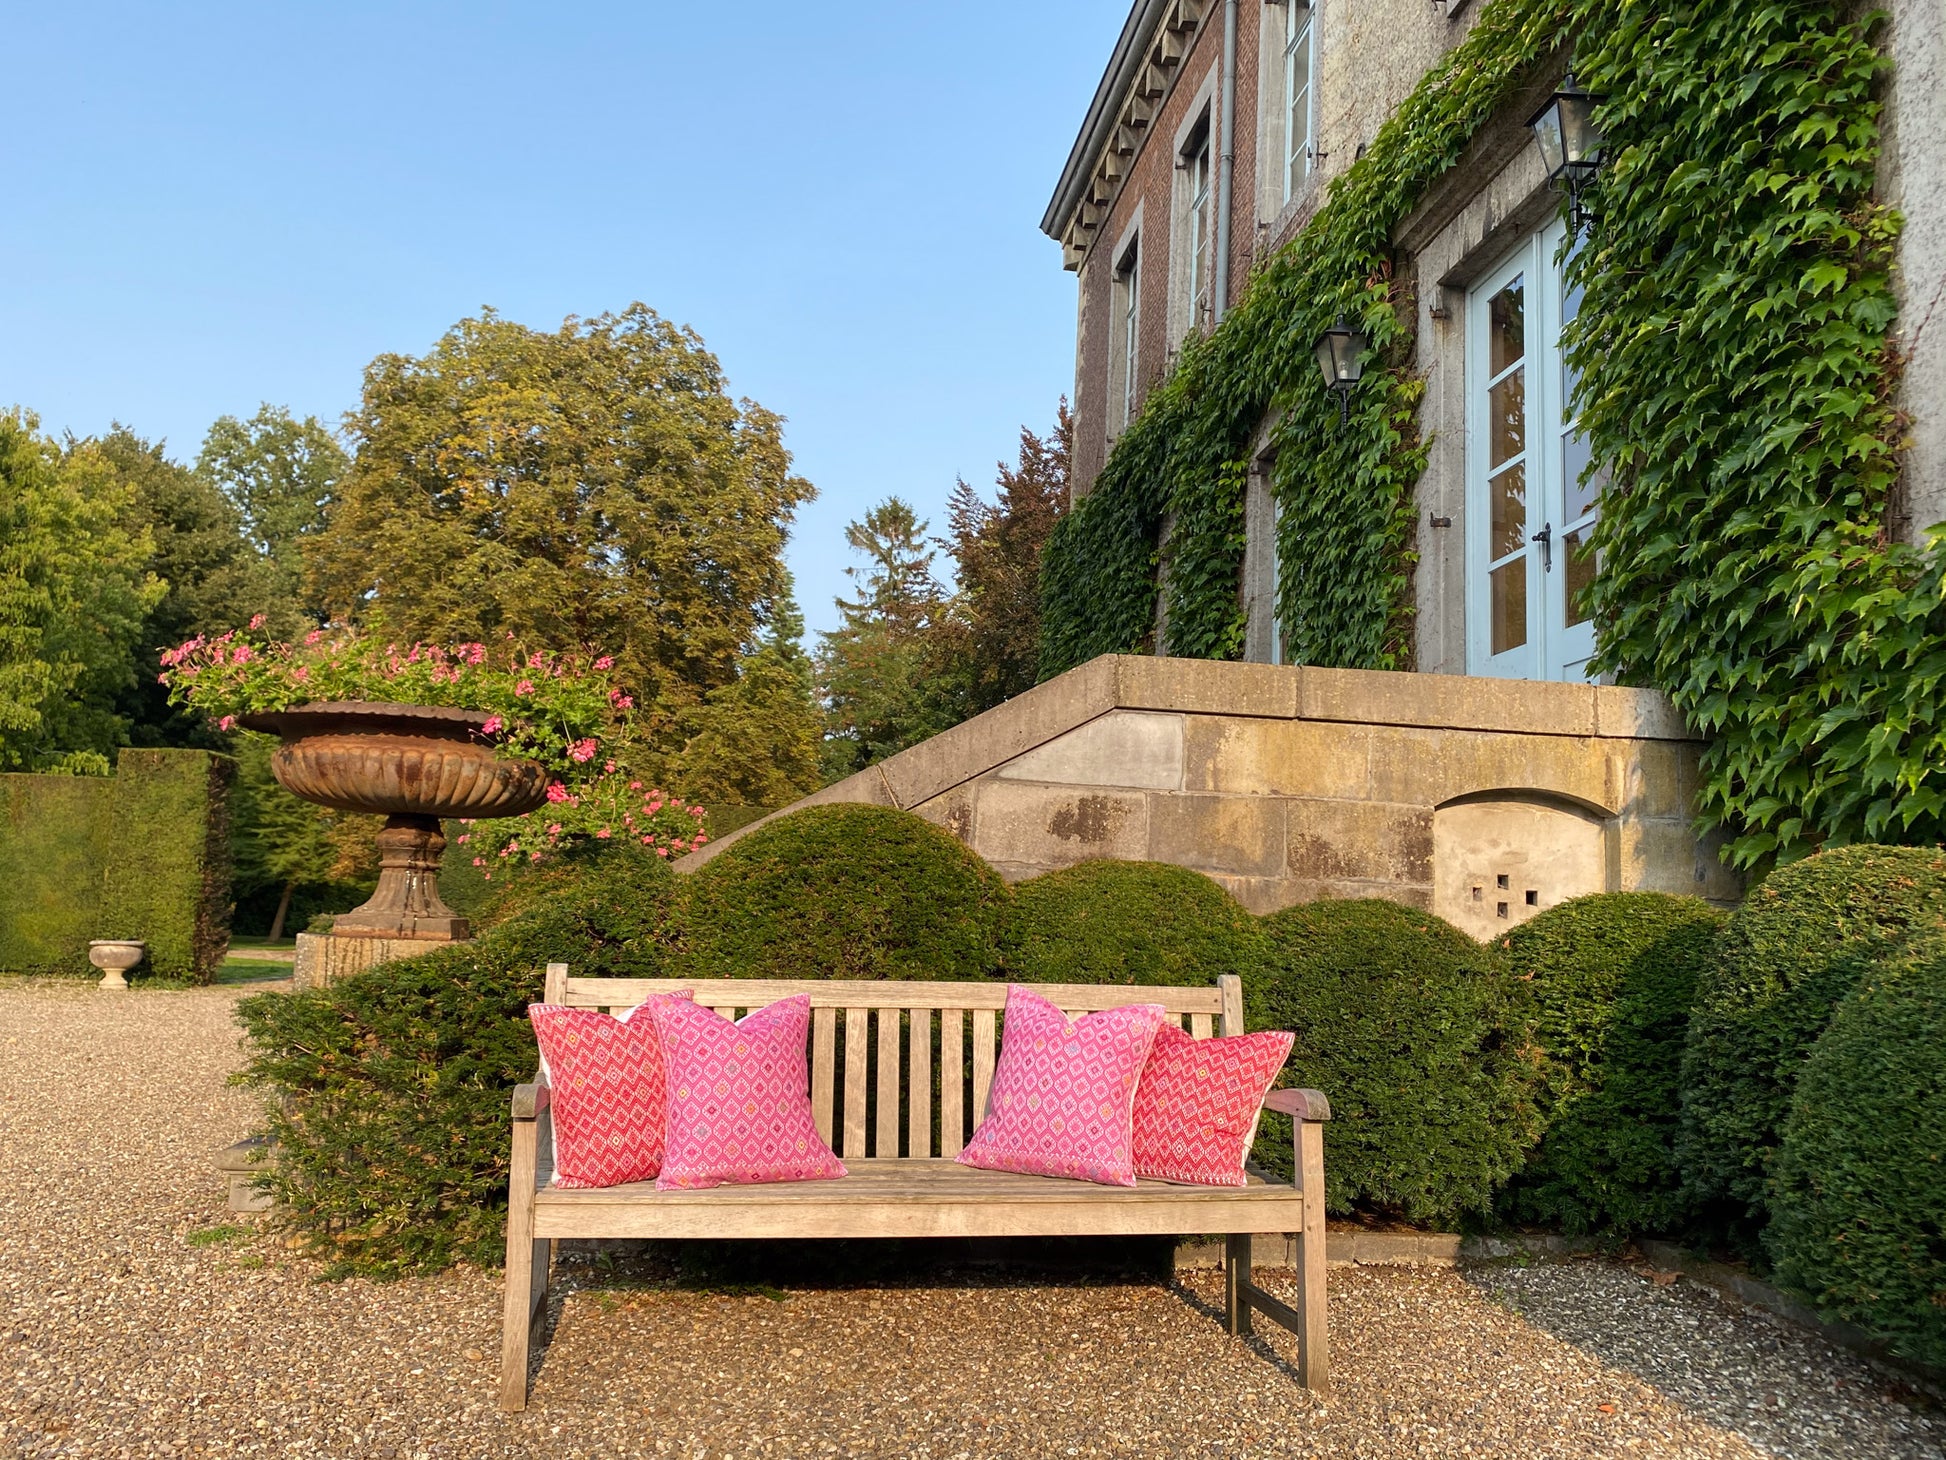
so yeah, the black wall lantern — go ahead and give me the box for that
[1313,315,1366,423]
[1528,71,1606,230]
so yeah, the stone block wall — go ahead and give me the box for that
[682,656,1737,939]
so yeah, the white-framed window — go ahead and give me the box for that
[1115,237,1142,430]
[1283,0,1316,205]
[1464,217,1602,681]
[1184,127,1213,328]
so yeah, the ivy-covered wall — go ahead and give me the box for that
[0,748,235,980]
[1039,0,1940,870]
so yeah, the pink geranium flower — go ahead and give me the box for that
[546,782,571,804]
[593,655,614,671]
[568,738,598,763]
[515,679,534,696]
[480,714,503,736]
[248,613,267,630]
[218,715,237,731]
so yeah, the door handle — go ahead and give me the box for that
[1531,522,1553,571]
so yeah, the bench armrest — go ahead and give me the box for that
[1264,1087,1331,1122]
[512,1079,551,1121]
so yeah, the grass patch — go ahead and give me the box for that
[186,1224,250,1247]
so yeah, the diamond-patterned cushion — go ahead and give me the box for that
[529,1000,685,1189]
[650,994,847,1191]
[955,985,1166,1187]
[1131,1022,1294,1186]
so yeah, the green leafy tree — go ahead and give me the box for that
[80,427,282,746]
[817,497,965,778]
[673,578,823,805]
[0,412,162,771]
[935,402,1070,713]
[308,306,814,753]
[197,404,348,628]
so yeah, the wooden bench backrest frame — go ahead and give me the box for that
[542,964,1246,1165]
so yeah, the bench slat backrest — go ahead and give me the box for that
[542,966,1246,1164]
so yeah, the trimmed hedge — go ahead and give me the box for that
[105,748,235,981]
[674,804,1007,980]
[0,748,233,980]
[1244,899,1541,1225]
[236,845,676,1277]
[1496,893,1726,1236]
[998,860,1259,987]
[0,773,114,975]
[1767,936,1946,1369]
[1678,846,1946,1236]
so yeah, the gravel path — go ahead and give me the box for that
[2,980,1940,1459]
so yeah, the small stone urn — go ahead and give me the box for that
[238,702,550,941]
[87,939,147,990]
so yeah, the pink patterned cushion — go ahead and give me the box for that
[1131,1023,1295,1186]
[955,985,1166,1187]
[530,1000,686,1190]
[649,994,846,1191]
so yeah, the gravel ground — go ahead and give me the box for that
[2,980,1941,1459]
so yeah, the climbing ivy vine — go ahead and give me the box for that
[1038,0,1940,869]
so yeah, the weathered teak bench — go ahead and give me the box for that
[502,965,1330,1410]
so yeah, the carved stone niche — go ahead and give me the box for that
[1432,793,1610,941]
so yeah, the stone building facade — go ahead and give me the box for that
[1045,0,1945,680]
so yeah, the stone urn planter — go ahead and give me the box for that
[87,939,146,990]
[238,702,550,941]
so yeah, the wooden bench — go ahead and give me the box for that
[502,965,1331,1410]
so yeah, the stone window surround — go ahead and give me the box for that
[1393,58,1572,677]
[1106,203,1146,444]
[1254,0,1326,232]
[1166,59,1222,353]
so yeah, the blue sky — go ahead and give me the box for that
[2,1,1125,640]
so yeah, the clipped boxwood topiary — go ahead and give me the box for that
[1245,898,1540,1225]
[234,844,677,1277]
[1767,936,1946,1370]
[673,804,1007,980]
[998,860,1260,986]
[1496,893,1725,1236]
[1678,845,1946,1238]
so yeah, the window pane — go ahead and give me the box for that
[1489,461,1527,560]
[1489,278,1524,375]
[1564,430,1609,522]
[1287,17,1312,196]
[1489,366,1524,469]
[1563,527,1596,627]
[1491,558,1528,654]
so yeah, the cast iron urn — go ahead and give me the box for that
[238,702,550,941]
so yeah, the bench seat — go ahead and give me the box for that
[501,967,1329,1410]
[532,1156,1307,1241]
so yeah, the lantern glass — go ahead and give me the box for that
[1314,319,1364,388]
[1529,74,1604,184]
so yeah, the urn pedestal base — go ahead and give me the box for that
[329,813,470,941]
[293,931,462,990]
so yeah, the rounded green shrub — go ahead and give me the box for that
[1678,845,1946,1236]
[1767,936,1946,1369]
[1244,898,1540,1225]
[998,860,1259,986]
[235,844,677,1277]
[673,804,1007,980]
[1496,893,1725,1236]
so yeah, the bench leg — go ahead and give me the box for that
[1294,1120,1331,1393]
[500,1119,546,1411]
[1224,1233,1253,1337]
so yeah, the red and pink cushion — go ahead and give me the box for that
[955,985,1166,1187]
[648,993,846,1191]
[1131,1022,1295,1186]
[530,999,688,1189]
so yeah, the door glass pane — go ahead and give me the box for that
[1489,462,1527,559]
[1563,528,1596,627]
[1491,558,1528,654]
[1489,367,1525,469]
[1489,278,1524,375]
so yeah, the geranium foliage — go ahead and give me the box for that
[1039,0,1935,868]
